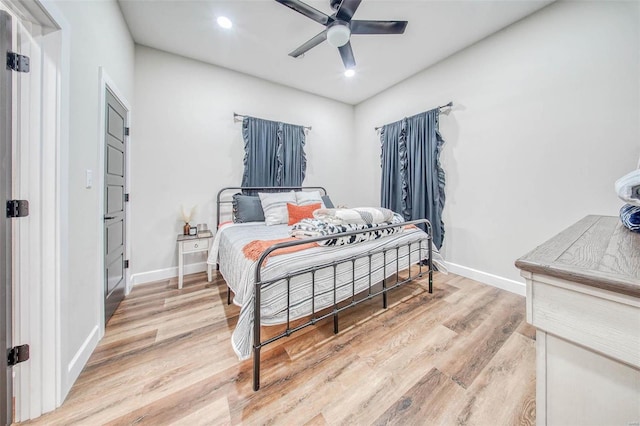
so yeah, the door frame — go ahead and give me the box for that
[0,0,67,421]
[97,68,132,332]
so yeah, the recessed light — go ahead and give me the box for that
[344,69,355,77]
[217,16,232,29]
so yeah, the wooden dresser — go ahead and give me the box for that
[515,215,640,426]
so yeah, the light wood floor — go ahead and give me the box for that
[21,269,535,425]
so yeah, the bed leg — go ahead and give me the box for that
[227,287,231,305]
[253,346,261,391]
[428,235,434,294]
[382,292,388,309]
[333,312,339,334]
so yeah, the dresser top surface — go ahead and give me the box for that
[515,215,640,297]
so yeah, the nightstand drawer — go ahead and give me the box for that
[182,239,209,253]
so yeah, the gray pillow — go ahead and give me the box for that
[321,195,335,209]
[232,194,265,223]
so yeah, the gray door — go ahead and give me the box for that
[104,89,128,323]
[0,11,13,426]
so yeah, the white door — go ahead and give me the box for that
[0,10,14,426]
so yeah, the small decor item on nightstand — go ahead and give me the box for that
[180,205,196,235]
[189,226,197,236]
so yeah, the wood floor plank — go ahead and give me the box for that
[324,325,458,425]
[455,332,536,425]
[19,271,535,426]
[372,367,467,426]
[516,318,537,341]
[104,370,236,425]
[170,396,231,426]
[303,413,329,426]
[86,330,157,367]
[442,286,502,334]
[436,290,525,389]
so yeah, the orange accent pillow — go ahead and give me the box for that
[287,203,321,225]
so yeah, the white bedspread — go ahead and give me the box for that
[207,222,445,360]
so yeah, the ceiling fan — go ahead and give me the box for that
[275,0,408,70]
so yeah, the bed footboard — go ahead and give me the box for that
[251,219,433,391]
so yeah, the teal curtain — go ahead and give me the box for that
[278,123,306,186]
[380,109,445,248]
[241,117,306,189]
[380,119,408,219]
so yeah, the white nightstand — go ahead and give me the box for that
[177,231,213,289]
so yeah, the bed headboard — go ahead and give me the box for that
[216,186,328,229]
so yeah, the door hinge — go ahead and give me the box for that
[6,200,29,218]
[6,51,30,73]
[7,344,29,366]
[125,127,130,136]
[124,193,130,202]
[124,260,129,269]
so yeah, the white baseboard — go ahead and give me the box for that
[445,262,525,296]
[130,262,208,286]
[131,260,525,296]
[64,324,99,397]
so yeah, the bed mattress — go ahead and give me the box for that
[207,222,439,360]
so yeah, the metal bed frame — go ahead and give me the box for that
[215,187,434,391]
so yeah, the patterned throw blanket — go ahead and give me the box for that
[291,212,406,246]
[312,207,395,225]
[242,237,319,264]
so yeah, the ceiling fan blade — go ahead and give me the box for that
[275,0,333,26]
[338,41,356,69]
[335,0,362,22]
[351,20,408,35]
[289,29,328,57]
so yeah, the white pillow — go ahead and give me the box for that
[295,190,326,208]
[258,191,297,225]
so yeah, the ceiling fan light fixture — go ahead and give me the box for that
[327,24,351,48]
[216,16,233,29]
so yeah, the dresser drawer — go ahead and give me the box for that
[182,239,209,253]
[529,276,640,368]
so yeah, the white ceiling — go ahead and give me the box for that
[118,0,553,105]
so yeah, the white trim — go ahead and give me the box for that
[131,262,208,287]
[445,261,526,296]
[66,325,99,379]
[97,68,132,339]
[132,260,525,295]
[39,0,69,409]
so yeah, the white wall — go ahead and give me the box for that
[131,46,354,281]
[49,0,134,397]
[354,1,640,290]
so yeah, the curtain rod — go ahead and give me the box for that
[233,112,312,131]
[374,101,453,131]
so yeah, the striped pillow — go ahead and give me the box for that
[295,190,325,208]
[258,191,297,226]
[620,204,640,232]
